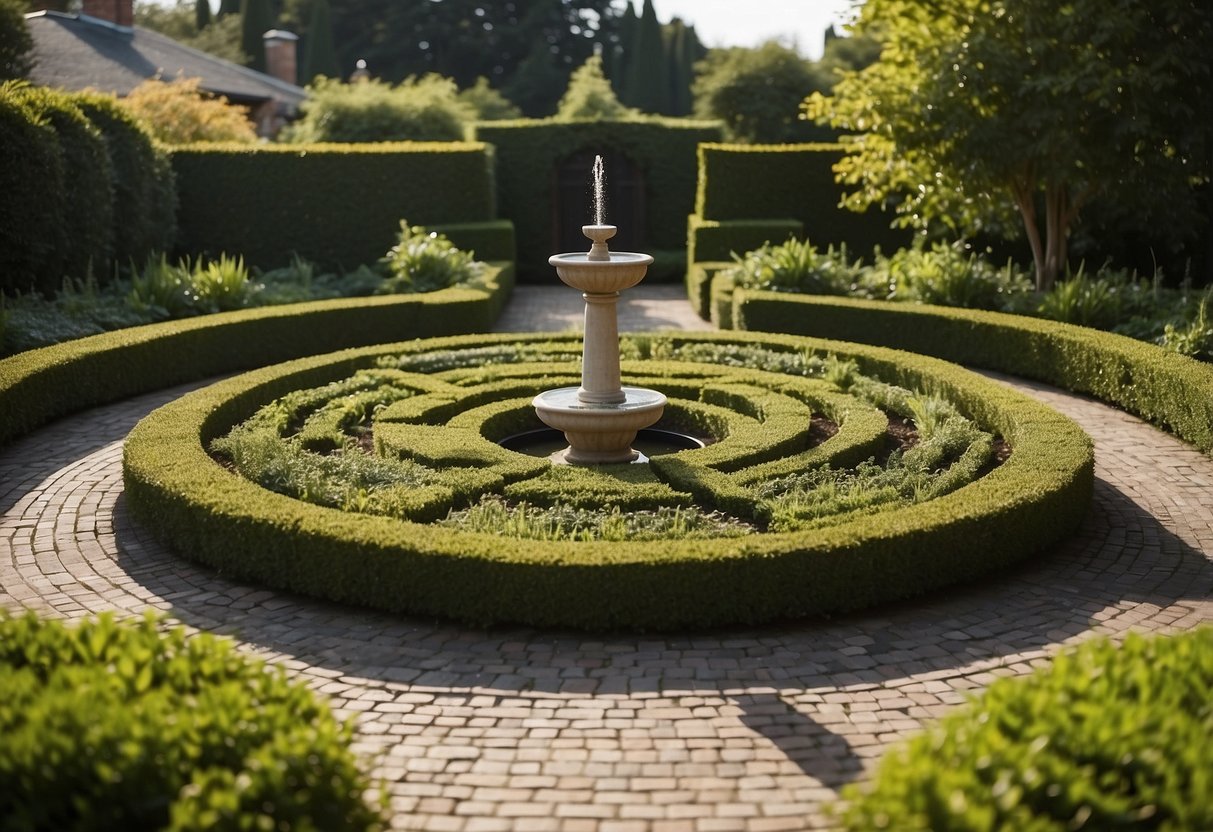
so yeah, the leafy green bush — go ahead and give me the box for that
[1159,288,1213,361]
[725,237,860,295]
[0,611,384,831]
[119,76,258,145]
[284,75,473,143]
[880,241,1030,309]
[554,53,637,121]
[840,628,1213,831]
[378,222,486,294]
[457,76,522,120]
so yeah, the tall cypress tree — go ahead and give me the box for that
[195,0,211,31]
[217,0,239,18]
[665,19,692,117]
[609,0,636,101]
[240,0,274,72]
[301,0,339,82]
[624,0,667,114]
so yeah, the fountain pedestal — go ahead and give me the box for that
[533,225,666,465]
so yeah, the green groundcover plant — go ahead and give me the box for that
[721,237,1212,361]
[839,628,1213,831]
[0,611,385,831]
[0,223,487,356]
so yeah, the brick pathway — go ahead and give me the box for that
[2,286,1211,831]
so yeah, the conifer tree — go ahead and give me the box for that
[217,0,239,18]
[301,0,339,82]
[195,0,211,31]
[239,0,274,72]
[624,0,667,114]
[609,0,636,101]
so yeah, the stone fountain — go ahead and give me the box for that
[532,157,667,465]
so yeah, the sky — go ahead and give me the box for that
[646,0,858,60]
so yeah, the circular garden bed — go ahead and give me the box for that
[123,331,1093,630]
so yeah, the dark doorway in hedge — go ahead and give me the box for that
[553,150,645,254]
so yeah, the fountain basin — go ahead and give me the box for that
[533,386,666,465]
[548,251,654,295]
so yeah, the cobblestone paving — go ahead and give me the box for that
[2,287,1211,830]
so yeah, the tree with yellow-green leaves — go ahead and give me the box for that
[806,0,1213,290]
[119,77,257,144]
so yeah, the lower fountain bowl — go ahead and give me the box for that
[531,386,669,465]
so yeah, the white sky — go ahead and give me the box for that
[647,0,859,59]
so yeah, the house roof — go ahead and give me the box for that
[24,11,306,113]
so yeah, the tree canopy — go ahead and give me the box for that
[694,41,830,143]
[807,0,1213,289]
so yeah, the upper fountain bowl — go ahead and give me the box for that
[549,225,654,294]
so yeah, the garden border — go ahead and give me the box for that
[0,264,513,447]
[732,291,1213,455]
[122,330,1092,630]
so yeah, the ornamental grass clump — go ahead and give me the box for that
[838,628,1213,831]
[0,611,384,832]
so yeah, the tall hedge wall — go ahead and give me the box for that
[694,143,909,256]
[0,86,174,295]
[475,120,723,280]
[171,142,499,271]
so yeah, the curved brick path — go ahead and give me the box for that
[2,285,1212,831]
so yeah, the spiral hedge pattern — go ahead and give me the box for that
[123,331,1094,630]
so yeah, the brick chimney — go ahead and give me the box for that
[81,0,133,27]
[263,30,299,86]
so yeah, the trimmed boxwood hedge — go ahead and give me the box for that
[171,142,499,270]
[475,120,723,280]
[687,215,803,267]
[0,264,513,447]
[694,143,909,255]
[0,611,383,831]
[840,627,1213,831]
[122,330,1093,631]
[733,291,1213,455]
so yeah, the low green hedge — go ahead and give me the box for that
[687,215,803,266]
[840,627,1213,831]
[734,291,1213,455]
[0,264,513,447]
[0,611,383,831]
[171,142,498,270]
[123,330,1093,630]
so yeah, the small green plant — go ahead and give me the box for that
[904,393,960,440]
[879,241,1030,310]
[191,253,250,312]
[378,221,485,294]
[822,355,860,391]
[0,611,385,831]
[1035,262,1126,330]
[1159,287,1213,360]
[726,237,860,296]
[838,628,1213,831]
[127,252,198,318]
[442,496,752,542]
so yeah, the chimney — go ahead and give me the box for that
[81,0,133,28]
[263,30,299,85]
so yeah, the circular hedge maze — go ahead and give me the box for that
[123,332,1094,630]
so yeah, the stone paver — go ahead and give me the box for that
[2,287,1211,830]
